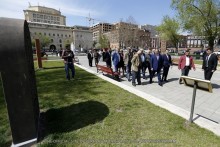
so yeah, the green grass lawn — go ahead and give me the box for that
[1,61,220,146]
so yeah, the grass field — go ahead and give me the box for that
[0,61,220,146]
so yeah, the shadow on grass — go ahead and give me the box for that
[39,100,109,141]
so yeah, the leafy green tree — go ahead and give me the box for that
[99,35,109,48]
[93,41,97,48]
[64,38,73,47]
[32,33,51,49]
[171,0,220,50]
[156,15,180,52]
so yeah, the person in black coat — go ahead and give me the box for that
[162,49,172,82]
[150,49,164,86]
[104,49,112,68]
[202,47,218,80]
[87,50,93,67]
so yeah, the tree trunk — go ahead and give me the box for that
[208,37,215,51]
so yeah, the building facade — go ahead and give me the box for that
[91,23,113,42]
[72,25,93,52]
[103,22,151,49]
[24,5,92,51]
[24,6,66,25]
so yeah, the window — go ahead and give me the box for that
[59,39,62,43]
[57,34,59,36]
[44,33,46,36]
[69,35,71,37]
[49,33,51,36]
[53,34,55,36]
[51,39,53,42]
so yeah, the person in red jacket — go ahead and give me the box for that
[178,49,196,84]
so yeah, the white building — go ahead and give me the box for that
[72,25,93,52]
[24,5,92,51]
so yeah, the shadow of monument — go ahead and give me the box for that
[39,100,109,141]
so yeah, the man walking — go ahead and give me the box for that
[112,48,120,72]
[150,49,164,86]
[104,48,112,68]
[202,47,218,80]
[162,49,172,82]
[178,49,195,84]
[87,50,93,67]
[124,47,133,81]
[131,50,142,86]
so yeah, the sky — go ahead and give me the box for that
[0,0,176,27]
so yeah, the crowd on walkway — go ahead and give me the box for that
[60,45,219,85]
[85,47,219,86]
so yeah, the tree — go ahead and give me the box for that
[32,33,51,49]
[156,15,181,52]
[171,0,220,50]
[99,35,109,48]
[64,38,73,47]
[116,16,139,48]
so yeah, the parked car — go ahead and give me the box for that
[32,49,47,57]
[214,50,220,55]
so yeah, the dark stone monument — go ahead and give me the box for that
[0,18,39,146]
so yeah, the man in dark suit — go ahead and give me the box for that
[150,49,164,86]
[104,48,112,68]
[202,47,218,80]
[162,49,172,82]
[87,50,93,67]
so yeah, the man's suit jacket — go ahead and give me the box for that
[178,55,195,70]
[112,52,120,66]
[162,54,172,67]
[150,54,163,71]
[87,53,93,60]
[104,51,111,63]
[202,53,218,70]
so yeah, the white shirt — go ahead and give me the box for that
[185,56,190,66]
[141,54,145,62]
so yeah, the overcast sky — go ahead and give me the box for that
[0,0,176,27]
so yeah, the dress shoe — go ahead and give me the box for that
[179,78,182,84]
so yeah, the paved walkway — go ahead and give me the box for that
[74,55,220,136]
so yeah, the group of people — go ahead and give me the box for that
[61,45,219,84]
[128,48,173,86]
[178,47,219,83]
[86,47,219,87]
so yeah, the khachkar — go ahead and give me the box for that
[0,18,39,146]
[160,40,167,53]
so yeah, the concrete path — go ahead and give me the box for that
[74,55,220,136]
